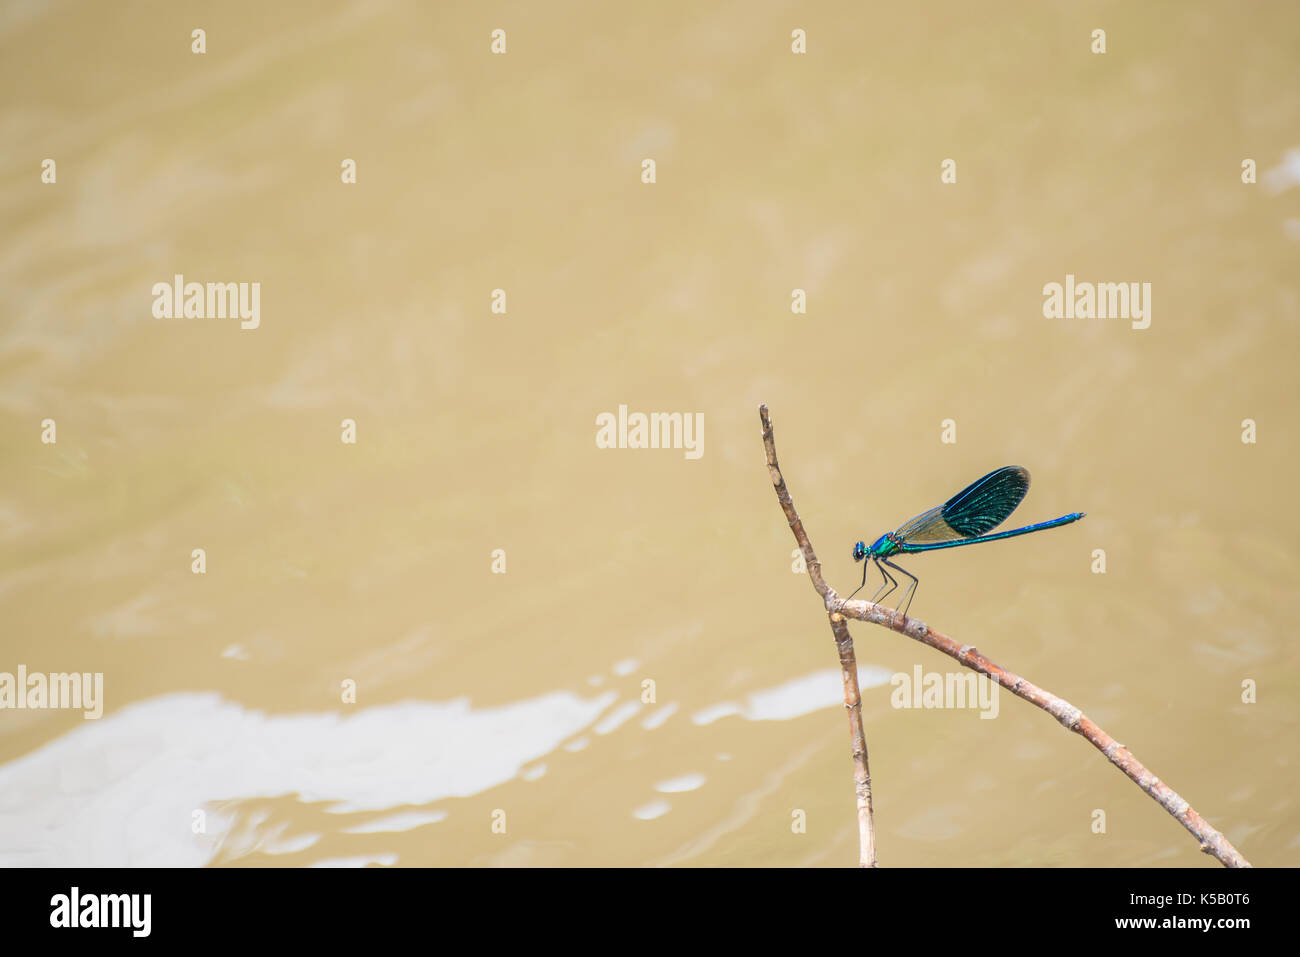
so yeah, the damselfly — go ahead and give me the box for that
[849,466,1084,616]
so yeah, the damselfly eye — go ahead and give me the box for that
[852,542,866,562]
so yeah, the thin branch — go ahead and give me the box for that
[760,403,1251,869]
[835,597,1251,868]
[760,404,875,867]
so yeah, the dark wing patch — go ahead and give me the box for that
[939,466,1030,538]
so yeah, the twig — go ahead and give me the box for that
[759,404,1251,869]
[760,404,875,867]
[836,597,1251,867]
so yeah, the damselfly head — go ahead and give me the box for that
[852,541,866,562]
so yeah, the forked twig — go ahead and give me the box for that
[760,405,875,867]
[759,404,1250,868]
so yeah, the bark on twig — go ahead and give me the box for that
[759,403,1251,869]
[760,404,875,867]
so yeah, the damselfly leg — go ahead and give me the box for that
[870,559,897,605]
[880,557,918,618]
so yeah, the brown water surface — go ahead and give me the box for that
[1,1,1296,866]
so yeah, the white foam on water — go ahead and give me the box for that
[0,688,615,866]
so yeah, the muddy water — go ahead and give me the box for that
[1,1,1297,866]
